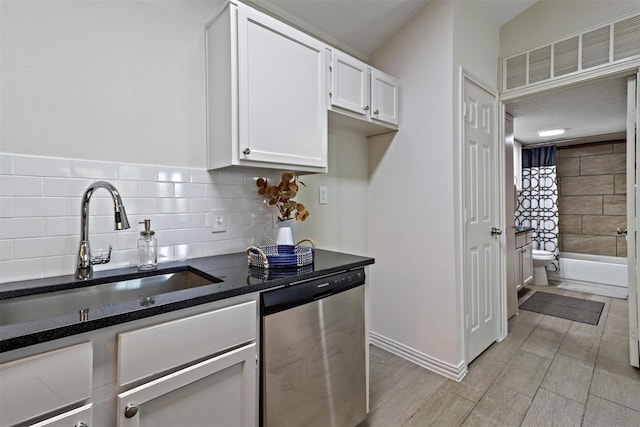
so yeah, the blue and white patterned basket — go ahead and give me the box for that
[246,239,315,269]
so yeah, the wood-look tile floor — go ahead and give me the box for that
[359,284,640,427]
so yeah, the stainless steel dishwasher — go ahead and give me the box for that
[261,268,366,427]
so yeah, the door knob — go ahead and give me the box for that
[617,227,627,235]
[491,227,503,236]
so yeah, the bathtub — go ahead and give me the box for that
[547,252,628,288]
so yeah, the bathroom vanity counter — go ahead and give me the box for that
[0,249,374,352]
[513,226,534,234]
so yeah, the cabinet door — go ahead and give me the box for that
[515,248,523,290]
[117,344,256,427]
[237,4,327,168]
[29,404,93,427]
[370,69,399,126]
[329,50,369,116]
[522,244,534,286]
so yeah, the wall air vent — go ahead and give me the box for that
[502,11,640,93]
[582,26,610,69]
[613,14,640,61]
[529,46,551,83]
[506,54,527,89]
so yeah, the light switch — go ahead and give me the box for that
[211,208,226,233]
[319,186,328,205]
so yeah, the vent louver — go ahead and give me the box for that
[529,46,551,83]
[582,26,610,69]
[503,12,639,92]
[613,14,640,61]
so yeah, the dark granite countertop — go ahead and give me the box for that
[0,249,374,352]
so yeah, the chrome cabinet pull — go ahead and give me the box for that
[373,109,379,115]
[243,148,251,155]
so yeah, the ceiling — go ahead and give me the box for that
[506,77,629,145]
[251,0,538,59]
[251,0,628,146]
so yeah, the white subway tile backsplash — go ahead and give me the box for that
[44,178,92,197]
[118,164,156,181]
[13,236,73,259]
[43,255,75,278]
[0,176,43,196]
[0,155,277,284]
[13,155,71,177]
[0,218,45,239]
[138,182,173,198]
[45,217,79,237]
[174,183,205,198]
[189,198,218,213]
[157,198,190,214]
[13,197,71,217]
[0,197,14,218]
[71,159,118,179]
[0,154,13,175]
[1,259,44,282]
[157,166,190,183]
[190,168,216,184]
[0,240,13,261]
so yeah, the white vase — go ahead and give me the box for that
[276,219,295,246]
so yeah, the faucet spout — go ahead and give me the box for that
[76,181,130,280]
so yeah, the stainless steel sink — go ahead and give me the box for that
[0,268,219,326]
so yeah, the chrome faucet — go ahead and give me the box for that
[75,181,130,280]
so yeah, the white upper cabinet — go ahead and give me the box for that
[206,1,328,172]
[371,68,399,126]
[328,49,399,135]
[329,49,369,116]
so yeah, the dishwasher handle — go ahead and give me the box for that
[261,269,365,316]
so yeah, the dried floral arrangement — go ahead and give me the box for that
[256,172,310,222]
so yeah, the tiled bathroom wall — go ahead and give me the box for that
[557,141,627,257]
[0,153,279,284]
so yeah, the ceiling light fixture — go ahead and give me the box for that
[538,129,565,137]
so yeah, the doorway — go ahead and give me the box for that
[501,71,639,367]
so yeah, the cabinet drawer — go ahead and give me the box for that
[0,342,92,426]
[29,403,92,427]
[118,300,256,386]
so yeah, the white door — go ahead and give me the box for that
[627,74,639,368]
[237,4,327,168]
[463,76,500,363]
[117,344,257,427]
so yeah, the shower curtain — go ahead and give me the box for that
[515,146,559,269]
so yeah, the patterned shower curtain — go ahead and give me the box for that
[515,146,559,269]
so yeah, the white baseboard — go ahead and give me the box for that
[369,331,467,382]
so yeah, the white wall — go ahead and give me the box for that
[500,0,640,57]
[296,127,370,256]
[367,0,499,375]
[1,0,221,167]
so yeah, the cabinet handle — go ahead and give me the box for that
[364,106,369,111]
[373,109,379,115]
[75,423,88,427]
[243,148,251,155]
[124,404,139,419]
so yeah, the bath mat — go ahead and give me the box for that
[519,291,605,325]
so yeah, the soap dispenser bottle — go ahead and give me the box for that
[137,219,157,270]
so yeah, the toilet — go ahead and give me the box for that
[532,249,555,285]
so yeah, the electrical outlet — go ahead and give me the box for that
[211,208,226,233]
[319,186,329,205]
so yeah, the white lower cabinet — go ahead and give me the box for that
[515,232,534,289]
[116,344,256,427]
[0,342,92,427]
[29,404,93,427]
